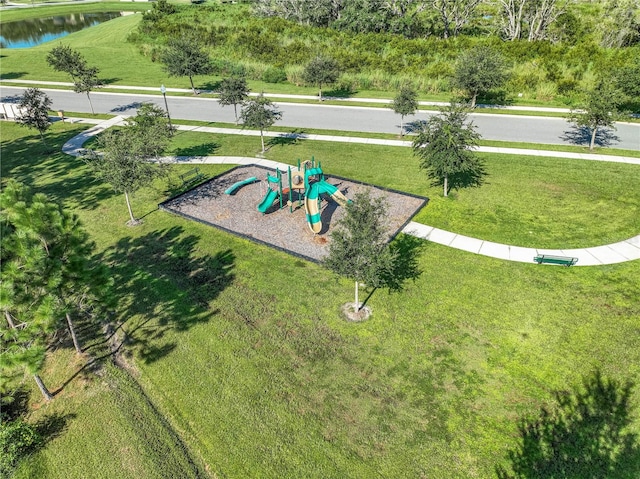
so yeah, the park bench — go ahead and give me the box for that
[533,254,578,266]
[179,167,205,187]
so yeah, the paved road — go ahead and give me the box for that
[2,86,639,150]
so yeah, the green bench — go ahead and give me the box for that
[533,254,578,266]
[179,167,205,187]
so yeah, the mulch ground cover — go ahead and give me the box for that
[160,165,427,262]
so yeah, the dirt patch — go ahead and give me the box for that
[160,165,427,262]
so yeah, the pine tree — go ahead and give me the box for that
[1,181,111,399]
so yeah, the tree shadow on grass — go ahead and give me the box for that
[93,226,235,365]
[100,77,121,86]
[324,87,356,98]
[1,128,115,210]
[497,370,640,479]
[34,412,77,444]
[561,125,620,148]
[0,72,27,80]
[358,233,426,310]
[267,129,307,148]
[173,141,220,157]
[200,80,222,92]
[1,387,75,454]
[384,233,425,292]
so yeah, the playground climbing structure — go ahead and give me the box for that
[252,158,351,233]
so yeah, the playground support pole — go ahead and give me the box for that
[278,169,283,209]
[288,166,293,213]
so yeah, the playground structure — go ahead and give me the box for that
[236,158,351,234]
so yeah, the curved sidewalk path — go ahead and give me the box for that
[63,116,640,266]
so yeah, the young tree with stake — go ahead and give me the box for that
[160,36,213,95]
[302,55,341,102]
[413,103,486,197]
[568,79,623,150]
[391,85,418,137]
[15,88,52,148]
[47,44,102,114]
[83,104,173,225]
[240,93,282,153]
[324,190,396,316]
[218,76,250,123]
[452,46,508,108]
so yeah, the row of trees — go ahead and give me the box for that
[252,0,640,46]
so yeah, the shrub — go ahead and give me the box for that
[0,419,41,477]
[557,77,579,95]
[262,66,287,83]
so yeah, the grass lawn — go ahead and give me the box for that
[2,121,640,478]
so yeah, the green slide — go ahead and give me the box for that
[224,176,258,195]
[257,188,278,213]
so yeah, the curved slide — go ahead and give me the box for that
[257,188,279,213]
[304,180,350,233]
[225,176,258,195]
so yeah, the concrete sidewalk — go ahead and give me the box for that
[61,117,640,266]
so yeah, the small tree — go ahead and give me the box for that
[73,65,102,114]
[391,85,418,137]
[568,79,623,150]
[240,93,282,153]
[83,103,173,224]
[218,76,250,122]
[413,103,485,197]
[452,46,508,108]
[15,88,51,147]
[323,190,397,314]
[302,55,341,101]
[46,44,84,78]
[47,44,102,114]
[160,36,213,95]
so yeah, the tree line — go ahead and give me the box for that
[252,0,640,47]
[131,0,639,110]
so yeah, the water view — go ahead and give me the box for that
[0,12,128,49]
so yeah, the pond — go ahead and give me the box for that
[0,12,130,49]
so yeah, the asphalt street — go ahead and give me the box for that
[2,86,639,150]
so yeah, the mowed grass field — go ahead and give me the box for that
[3,120,639,478]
